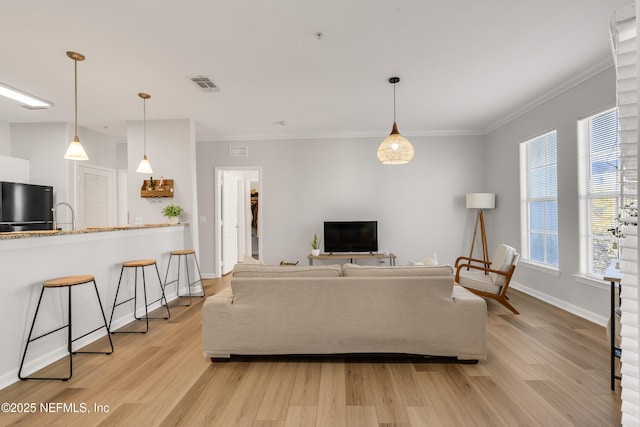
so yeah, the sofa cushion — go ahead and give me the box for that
[458,270,501,294]
[342,263,453,277]
[232,263,342,278]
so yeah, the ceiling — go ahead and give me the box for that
[0,0,630,141]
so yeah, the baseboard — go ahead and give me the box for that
[510,281,608,326]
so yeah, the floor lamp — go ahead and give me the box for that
[466,193,496,268]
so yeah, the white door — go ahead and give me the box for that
[76,163,116,229]
[221,172,239,275]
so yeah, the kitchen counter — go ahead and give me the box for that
[0,223,183,240]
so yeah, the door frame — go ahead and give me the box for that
[214,166,262,277]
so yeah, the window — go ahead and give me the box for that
[578,108,620,278]
[519,130,559,267]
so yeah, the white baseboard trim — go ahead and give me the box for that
[511,281,608,326]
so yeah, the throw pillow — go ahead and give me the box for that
[423,252,438,266]
[408,253,438,266]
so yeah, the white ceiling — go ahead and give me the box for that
[0,0,630,141]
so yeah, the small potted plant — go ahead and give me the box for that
[162,204,184,225]
[311,233,321,256]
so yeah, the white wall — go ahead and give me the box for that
[0,121,10,155]
[127,118,199,250]
[10,122,123,225]
[196,135,487,275]
[10,123,71,203]
[485,66,617,324]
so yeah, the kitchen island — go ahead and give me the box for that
[0,223,196,389]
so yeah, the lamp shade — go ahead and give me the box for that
[466,193,495,209]
[377,122,415,164]
[136,155,153,174]
[64,136,89,161]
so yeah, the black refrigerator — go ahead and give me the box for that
[0,181,54,232]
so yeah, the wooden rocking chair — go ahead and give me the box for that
[454,244,520,314]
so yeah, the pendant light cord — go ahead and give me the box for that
[143,98,146,154]
[393,82,397,123]
[74,59,78,137]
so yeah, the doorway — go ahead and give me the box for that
[75,163,117,229]
[214,167,262,277]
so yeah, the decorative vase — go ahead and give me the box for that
[311,249,320,256]
[168,216,179,225]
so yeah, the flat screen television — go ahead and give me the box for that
[323,221,378,253]
[0,181,54,232]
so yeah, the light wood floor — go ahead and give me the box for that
[0,277,621,426]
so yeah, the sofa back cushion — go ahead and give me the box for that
[232,263,342,278]
[342,263,453,277]
[489,244,517,286]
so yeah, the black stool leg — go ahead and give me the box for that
[192,254,205,299]
[18,287,49,380]
[72,280,114,355]
[163,254,190,307]
[154,263,171,319]
[71,280,114,354]
[135,264,170,321]
[111,266,149,334]
[67,285,73,379]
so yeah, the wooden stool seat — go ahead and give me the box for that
[122,259,157,268]
[43,275,95,288]
[170,249,195,256]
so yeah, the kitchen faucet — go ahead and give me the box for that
[52,202,76,230]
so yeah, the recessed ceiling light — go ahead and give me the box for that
[0,83,52,108]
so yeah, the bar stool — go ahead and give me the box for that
[162,249,205,306]
[109,259,170,334]
[18,275,114,381]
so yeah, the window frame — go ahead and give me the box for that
[519,129,560,270]
[577,107,620,279]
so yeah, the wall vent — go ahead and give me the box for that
[230,146,248,157]
[190,76,219,92]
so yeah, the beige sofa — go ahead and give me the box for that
[202,263,487,361]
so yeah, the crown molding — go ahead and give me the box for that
[482,57,614,135]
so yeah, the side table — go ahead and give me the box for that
[603,260,622,391]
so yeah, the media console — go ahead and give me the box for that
[307,252,396,266]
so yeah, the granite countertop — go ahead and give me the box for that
[0,223,184,240]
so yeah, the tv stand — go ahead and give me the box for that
[308,252,396,266]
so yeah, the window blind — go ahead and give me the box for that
[611,4,639,425]
[579,108,621,276]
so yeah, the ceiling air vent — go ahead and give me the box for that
[230,146,248,157]
[190,76,219,92]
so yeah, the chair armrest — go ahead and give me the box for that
[454,256,492,268]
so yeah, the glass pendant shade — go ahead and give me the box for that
[64,135,89,161]
[136,154,153,174]
[377,122,414,164]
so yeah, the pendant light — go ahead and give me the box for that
[136,93,153,174]
[377,77,414,164]
[64,51,89,160]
